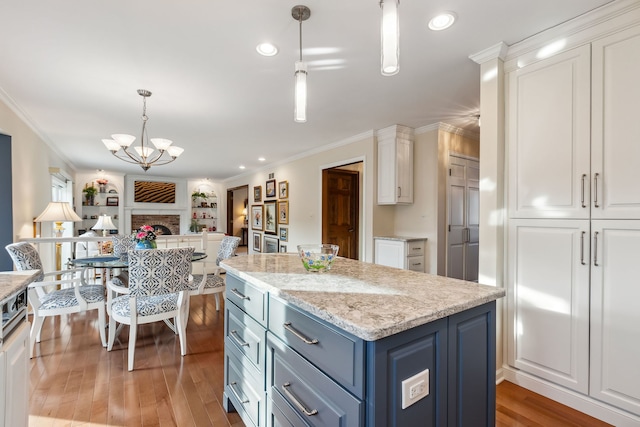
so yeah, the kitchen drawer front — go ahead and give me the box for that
[268,296,364,398]
[225,343,266,427]
[407,255,425,272]
[270,391,311,427]
[226,301,266,372]
[407,240,425,256]
[267,334,363,427]
[226,273,268,326]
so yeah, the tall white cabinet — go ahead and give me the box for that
[506,22,640,418]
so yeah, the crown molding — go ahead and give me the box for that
[469,42,509,65]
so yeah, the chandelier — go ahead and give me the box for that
[102,89,184,171]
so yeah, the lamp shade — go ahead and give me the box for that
[92,215,117,231]
[35,202,82,223]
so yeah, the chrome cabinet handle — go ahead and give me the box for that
[593,231,599,267]
[581,174,587,208]
[283,322,318,345]
[282,382,318,416]
[230,288,250,300]
[580,231,586,265]
[594,173,600,208]
[398,186,401,197]
[412,247,422,251]
[230,330,249,347]
[229,381,249,404]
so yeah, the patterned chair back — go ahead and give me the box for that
[5,242,45,282]
[112,234,136,258]
[216,236,241,266]
[127,247,194,297]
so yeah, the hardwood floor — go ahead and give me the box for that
[27,295,612,427]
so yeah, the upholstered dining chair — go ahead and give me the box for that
[106,247,194,371]
[5,242,107,357]
[188,235,240,311]
[110,234,136,287]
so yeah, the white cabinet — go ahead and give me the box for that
[1,321,29,427]
[374,237,426,272]
[377,125,414,205]
[506,23,640,418]
[589,220,640,414]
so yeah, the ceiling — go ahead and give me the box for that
[0,0,613,180]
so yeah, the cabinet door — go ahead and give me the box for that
[590,220,640,415]
[374,239,405,269]
[3,322,29,427]
[507,219,590,393]
[591,26,640,219]
[395,137,413,204]
[507,45,591,219]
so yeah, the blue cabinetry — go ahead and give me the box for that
[224,272,497,427]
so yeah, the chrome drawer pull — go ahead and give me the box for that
[229,381,249,404]
[230,330,249,347]
[230,288,250,300]
[283,322,318,345]
[594,173,600,208]
[282,382,318,416]
[581,174,587,208]
[412,247,422,251]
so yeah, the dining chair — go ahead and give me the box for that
[188,235,240,311]
[110,234,136,287]
[5,242,107,358]
[106,247,194,371]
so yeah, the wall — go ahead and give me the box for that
[224,133,380,262]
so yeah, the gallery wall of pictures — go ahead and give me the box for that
[251,176,289,253]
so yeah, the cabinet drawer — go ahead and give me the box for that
[226,273,268,326]
[267,334,363,427]
[407,255,424,272]
[225,344,266,427]
[226,301,266,372]
[271,391,310,427]
[407,240,425,256]
[268,296,364,398]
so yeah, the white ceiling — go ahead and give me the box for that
[0,0,613,180]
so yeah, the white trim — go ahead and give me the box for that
[469,42,509,64]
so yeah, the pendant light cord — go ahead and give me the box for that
[298,7,303,61]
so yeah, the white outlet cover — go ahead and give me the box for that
[401,369,430,409]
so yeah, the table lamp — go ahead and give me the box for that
[92,214,117,237]
[34,201,82,272]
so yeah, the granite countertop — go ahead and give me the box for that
[0,270,40,301]
[221,254,505,341]
[374,236,427,242]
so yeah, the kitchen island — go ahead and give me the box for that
[220,254,505,427]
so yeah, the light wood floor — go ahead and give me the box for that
[28,295,612,427]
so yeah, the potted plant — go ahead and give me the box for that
[83,184,98,206]
[133,225,157,249]
[191,190,207,207]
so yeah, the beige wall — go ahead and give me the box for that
[0,97,76,241]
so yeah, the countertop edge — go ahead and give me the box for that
[0,270,40,301]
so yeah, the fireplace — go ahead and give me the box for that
[131,214,180,236]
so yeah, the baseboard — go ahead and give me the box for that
[496,367,505,385]
[502,366,640,427]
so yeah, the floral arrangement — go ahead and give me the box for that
[96,178,108,185]
[133,225,156,243]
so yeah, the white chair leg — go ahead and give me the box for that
[97,305,107,347]
[214,293,220,311]
[128,298,137,371]
[29,315,44,358]
[177,307,188,356]
[34,314,45,343]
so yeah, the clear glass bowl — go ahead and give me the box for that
[297,244,339,272]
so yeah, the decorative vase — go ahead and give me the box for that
[99,184,106,193]
[135,240,157,250]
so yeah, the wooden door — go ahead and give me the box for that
[226,189,233,236]
[322,169,359,260]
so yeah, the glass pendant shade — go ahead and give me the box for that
[150,138,173,150]
[134,146,154,158]
[381,0,399,76]
[102,139,121,152]
[167,146,184,157]
[111,134,136,147]
[294,60,308,123]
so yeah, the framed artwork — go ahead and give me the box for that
[251,205,263,231]
[264,201,277,234]
[278,181,289,199]
[265,179,276,198]
[264,236,279,253]
[279,227,288,242]
[253,186,262,202]
[278,200,289,224]
[253,232,262,252]
[280,245,287,253]
[106,197,119,206]
[134,181,176,203]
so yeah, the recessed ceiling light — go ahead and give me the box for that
[239,165,246,169]
[258,157,266,162]
[428,12,456,31]
[256,43,278,56]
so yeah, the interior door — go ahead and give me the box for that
[322,168,359,260]
[447,154,479,281]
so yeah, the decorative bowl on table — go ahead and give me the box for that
[297,244,339,272]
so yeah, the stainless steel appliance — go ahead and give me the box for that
[0,287,28,347]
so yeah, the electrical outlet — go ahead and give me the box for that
[401,369,429,409]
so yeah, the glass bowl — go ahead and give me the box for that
[297,244,339,272]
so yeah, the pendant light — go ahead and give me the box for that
[292,5,310,123]
[380,0,399,76]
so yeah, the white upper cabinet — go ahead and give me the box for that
[377,125,414,205]
[591,27,640,219]
[507,45,591,219]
